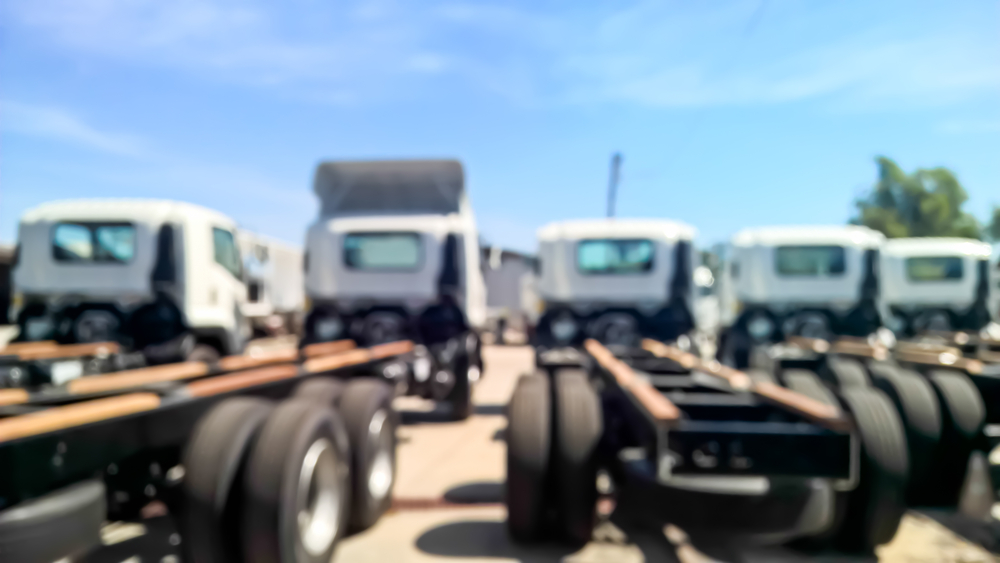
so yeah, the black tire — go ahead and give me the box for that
[833,387,909,553]
[718,328,751,370]
[823,357,870,388]
[447,351,473,421]
[0,480,105,563]
[338,378,397,532]
[783,369,838,408]
[923,369,986,507]
[181,397,274,563]
[242,399,352,563]
[866,364,941,503]
[506,373,551,543]
[293,377,346,408]
[552,368,603,546]
[188,344,221,363]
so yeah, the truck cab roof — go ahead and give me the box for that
[883,237,992,259]
[732,225,884,248]
[537,218,696,242]
[20,199,237,230]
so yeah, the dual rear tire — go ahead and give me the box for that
[506,369,603,546]
[180,377,397,563]
[783,370,909,553]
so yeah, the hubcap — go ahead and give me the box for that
[296,438,342,556]
[367,410,394,501]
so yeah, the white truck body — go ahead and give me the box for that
[716,225,886,367]
[881,237,994,333]
[11,199,249,357]
[723,226,885,314]
[533,218,699,348]
[304,159,486,339]
[536,219,697,308]
[238,231,305,332]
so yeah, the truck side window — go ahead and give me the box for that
[53,222,135,263]
[213,228,242,279]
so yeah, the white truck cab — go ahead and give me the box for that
[303,159,486,418]
[533,218,698,349]
[881,237,994,335]
[11,199,250,362]
[717,225,885,368]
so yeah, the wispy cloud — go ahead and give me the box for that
[3,0,998,109]
[1,100,149,156]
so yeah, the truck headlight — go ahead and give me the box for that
[747,315,774,341]
[316,317,343,341]
[551,315,578,343]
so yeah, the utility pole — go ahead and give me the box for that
[606,152,622,218]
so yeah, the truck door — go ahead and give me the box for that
[211,227,251,352]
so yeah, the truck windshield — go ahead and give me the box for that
[906,256,963,281]
[344,232,422,270]
[52,222,135,263]
[775,246,845,276]
[577,239,654,275]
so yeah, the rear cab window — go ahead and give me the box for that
[53,222,135,263]
[906,256,963,281]
[775,246,845,276]
[344,232,422,270]
[213,227,242,278]
[577,239,654,275]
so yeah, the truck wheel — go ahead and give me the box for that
[783,369,838,408]
[867,364,941,503]
[447,352,474,421]
[293,377,346,407]
[506,373,552,543]
[243,399,352,563]
[338,378,397,532]
[834,387,909,553]
[188,344,221,363]
[823,357,870,388]
[552,368,603,546]
[924,369,986,506]
[181,397,274,563]
[718,329,751,369]
[0,480,105,563]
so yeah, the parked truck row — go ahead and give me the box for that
[0,158,997,562]
[509,217,998,555]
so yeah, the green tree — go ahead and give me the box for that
[852,157,981,239]
[987,206,1000,242]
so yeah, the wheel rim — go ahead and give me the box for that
[367,409,394,501]
[296,438,342,556]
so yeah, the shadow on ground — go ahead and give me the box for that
[399,403,506,425]
[415,513,688,562]
[444,481,505,504]
[415,521,578,562]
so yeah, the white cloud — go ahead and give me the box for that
[1,100,149,156]
[3,0,998,110]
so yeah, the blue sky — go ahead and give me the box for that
[2,0,998,252]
